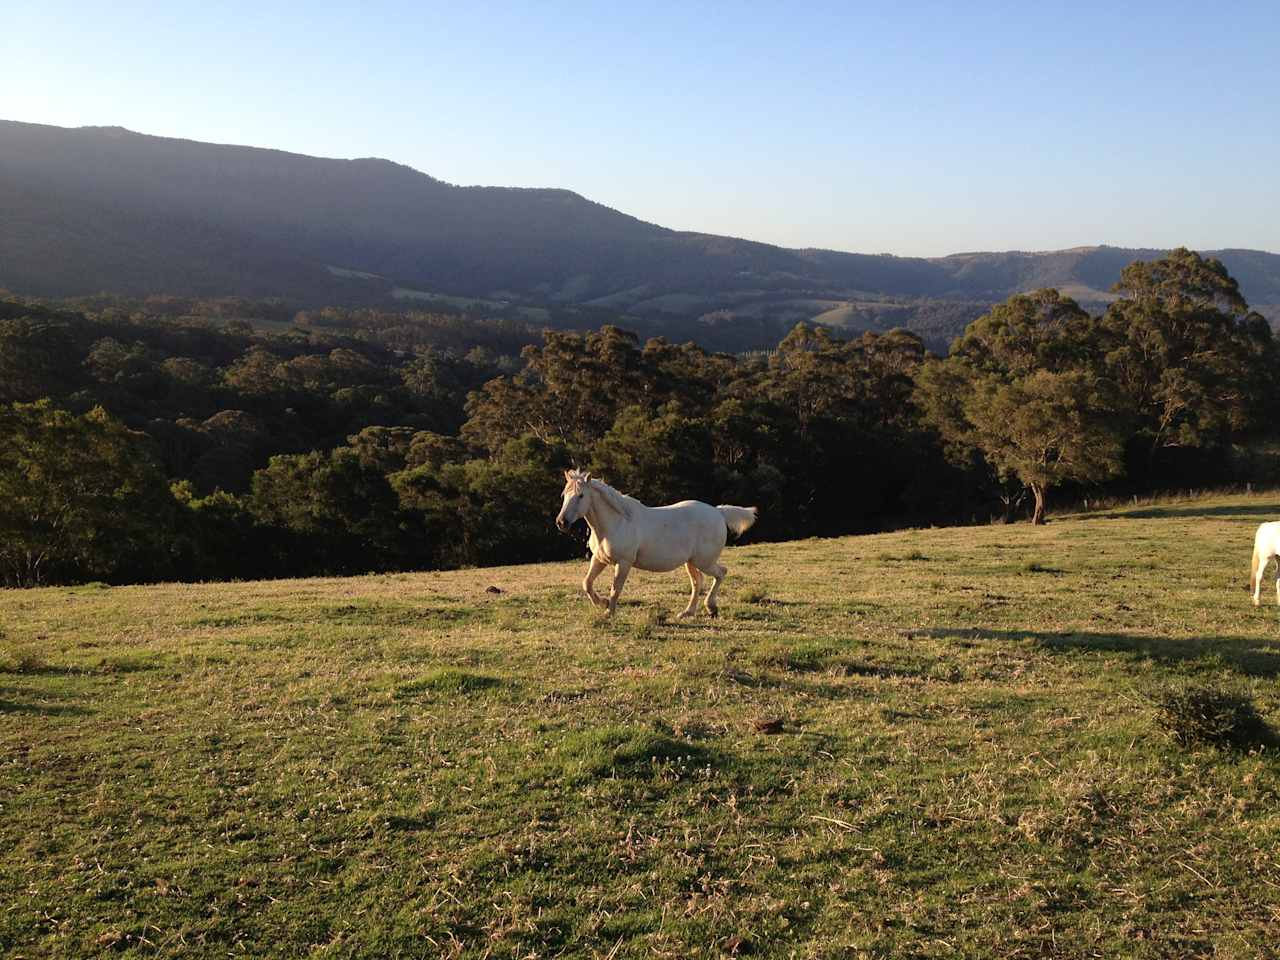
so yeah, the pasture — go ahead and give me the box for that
[2,493,1279,958]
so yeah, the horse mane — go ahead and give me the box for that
[588,478,641,520]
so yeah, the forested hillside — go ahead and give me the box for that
[3,120,1279,351]
[1,249,1277,587]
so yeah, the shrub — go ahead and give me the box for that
[1155,684,1272,751]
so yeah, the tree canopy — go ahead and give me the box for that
[917,290,1124,523]
[1100,248,1278,455]
[0,401,175,586]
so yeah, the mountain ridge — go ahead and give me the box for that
[2,119,1277,348]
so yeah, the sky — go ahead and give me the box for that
[3,1,1278,257]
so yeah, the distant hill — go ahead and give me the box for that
[2,119,1277,349]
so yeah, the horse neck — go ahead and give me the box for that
[583,487,626,541]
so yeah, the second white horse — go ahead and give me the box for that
[1249,521,1280,606]
[555,469,758,618]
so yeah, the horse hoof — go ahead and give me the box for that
[707,607,719,619]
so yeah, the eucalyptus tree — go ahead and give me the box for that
[917,289,1123,524]
[1099,248,1277,455]
[0,401,177,585]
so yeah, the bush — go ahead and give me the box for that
[1155,684,1272,751]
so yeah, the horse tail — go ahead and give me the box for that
[717,505,758,539]
[1250,541,1263,595]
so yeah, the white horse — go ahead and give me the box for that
[555,469,758,618]
[1249,521,1280,606]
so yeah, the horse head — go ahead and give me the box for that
[556,468,592,531]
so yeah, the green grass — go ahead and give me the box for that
[3,492,1280,958]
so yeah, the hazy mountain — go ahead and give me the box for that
[2,119,1277,348]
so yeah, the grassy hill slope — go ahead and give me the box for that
[3,494,1280,957]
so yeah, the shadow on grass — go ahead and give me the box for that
[384,815,437,833]
[1099,503,1280,521]
[0,664,80,677]
[921,626,1280,677]
[0,686,92,716]
[2,660,162,677]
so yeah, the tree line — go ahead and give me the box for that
[1,249,1276,587]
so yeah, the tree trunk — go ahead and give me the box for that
[1030,483,1047,525]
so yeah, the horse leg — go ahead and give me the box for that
[1251,547,1264,606]
[583,556,608,609]
[606,560,632,616]
[1273,556,1280,606]
[700,561,728,618]
[678,561,703,619]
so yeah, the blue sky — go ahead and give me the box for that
[4,1,1277,256]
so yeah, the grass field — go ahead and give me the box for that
[3,493,1280,958]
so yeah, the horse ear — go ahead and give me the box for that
[564,469,573,480]
[584,472,592,483]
